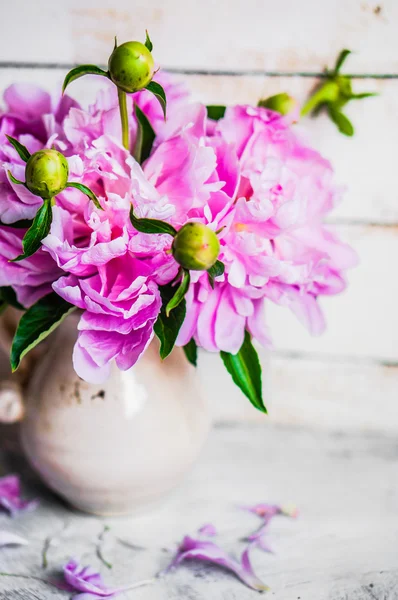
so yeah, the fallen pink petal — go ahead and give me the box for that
[63,560,122,599]
[241,503,299,523]
[61,560,153,600]
[198,523,218,537]
[0,475,38,517]
[0,530,29,547]
[165,535,269,592]
[241,503,298,552]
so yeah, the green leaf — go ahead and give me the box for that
[334,49,351,74]
[133,103,156,164]
[62,64,109,94]
[301,81,340,116]
[154,285,186,360]
[0,287,25,310]
[328,106,354,136]
[349,92,378,100]
[220,331,266,413]
[11,199,52,262]
[130,206,177,236]
[7,170,25,186]
[10,292,76,371]
[145,81,167,118]
[145,30,153,52]
[206,105,226,121]
[66,182,103,210]
[207,260,225,288]
[165,270,190,317]
[5,135,31,162]
[183,338,197,367]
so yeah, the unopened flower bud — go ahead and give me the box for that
[25,149,69,199]
[108,41,155,94]
[259,93,297,116]
[172,223,220,271]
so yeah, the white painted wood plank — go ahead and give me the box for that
[0,69,393,224]
[0,424,397,599]
[207,350,398,433]
[0,0,397,74]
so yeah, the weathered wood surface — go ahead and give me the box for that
[0,423,397,599]
[0,0,397,74]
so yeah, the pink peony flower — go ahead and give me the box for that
[53,256,161,384]
[0,225,61,307]
[143,103,358,352]
[0,83,78,223]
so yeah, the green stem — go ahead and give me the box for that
[117,87,129,151]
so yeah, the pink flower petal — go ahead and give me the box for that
[165,536,269,592]
[0,531,29,546]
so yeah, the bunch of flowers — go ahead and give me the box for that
[0,35,359,412]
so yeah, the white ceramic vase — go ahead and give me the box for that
[20,315,210,515]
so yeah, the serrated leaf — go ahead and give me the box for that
[183,338,197,367]
[133,103,156,164]
[11,199,52,262]
[334,49,351,74]
[206,105,226,121]
[145,30,153,52]
[10,292,76,371]
[0,287,25,310]
[66,182,103,210]
[154,285,186,360]
[328,106,354,136]
[62,64,109,94]
[145,81,167,119]
[220,331,266,413]
[7,170,25,185]
[165,270,190,317]
[130,206,177,236]
[5,135,31,162]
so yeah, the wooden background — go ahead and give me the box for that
[0,0,397,432]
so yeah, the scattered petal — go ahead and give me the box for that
[198,523,218,537]
[164,535,269,592]
[241,503,298,552]
[0,531,29,547]
[0,475,38,517]
[62,560,153,599]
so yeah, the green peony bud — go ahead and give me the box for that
[108,41,155,94]
[25,149,69,199]
[172,223,220,271]
[258,93,297,115]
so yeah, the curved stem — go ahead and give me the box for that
[117,88,129,151]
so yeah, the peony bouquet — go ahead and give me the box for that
[0,35,361,413]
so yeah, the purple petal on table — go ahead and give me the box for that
[241,503,298,522]
[246,524,274,553]
[0,530,29,546]
[63,560,121,599]
[198,523,218,537]
[0,475,38,517]
[165,536,269,592]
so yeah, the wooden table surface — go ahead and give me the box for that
[0,422,397,599]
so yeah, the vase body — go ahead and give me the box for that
[20,316,210,515]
